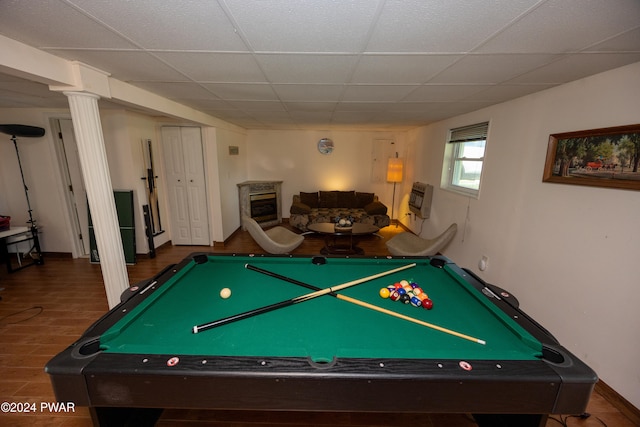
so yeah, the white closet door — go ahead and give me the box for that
[161,127,210,245]
[181,127,210,245]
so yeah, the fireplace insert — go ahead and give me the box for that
[250,192,278,223]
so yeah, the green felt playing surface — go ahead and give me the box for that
[100,256,542,362]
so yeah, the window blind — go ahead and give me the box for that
[449,122,489,143]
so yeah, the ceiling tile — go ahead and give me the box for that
[477,0,640,53]
[202,83,279,101]
[341,85,417,102]
[335,102,395,112]
[509,52,640,84]
[331,111,377,124]
[351,55,462,84]
[0,0,138,49]
[45,50,189,82]
[402,85,492,102]
[154,52,267,82]
[256,54,360,84]
[68,0,248,51]
[288,110,334,122]
[131,82,219,100]
[173,98,234,110]
[584,27,640,52]
[461,84,556,102]
[283,102,338,112]
[226,100,287,112]
[366,0,541,52]
[428,54,560,84]
[272,85,345,102]
[225,0,382,52]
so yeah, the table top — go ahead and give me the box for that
[98,254,541,361]
[307,222,379,235]
[0,226,29,239]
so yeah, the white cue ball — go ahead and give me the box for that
[219,288,232,299]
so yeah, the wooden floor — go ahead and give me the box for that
[0,224,636,427]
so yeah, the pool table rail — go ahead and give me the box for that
[44,253,598,427]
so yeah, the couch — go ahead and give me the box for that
[289,190,390,232]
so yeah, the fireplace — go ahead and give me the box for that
[237,181,282,229]
[250,192,278,223]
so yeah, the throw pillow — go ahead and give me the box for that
[355,192,374,208]
[319,191,338,208]
[337,191,356,208]
[300,192,319,208]
[364,201,388,215]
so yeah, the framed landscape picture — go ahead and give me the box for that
[543,124,640,191]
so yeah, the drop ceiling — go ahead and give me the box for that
[1,0,639,130]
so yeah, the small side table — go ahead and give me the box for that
[0,226,44,273]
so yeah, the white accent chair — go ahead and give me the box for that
[385,223,457,257]
[243,216,304,254]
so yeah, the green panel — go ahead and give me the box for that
[120,229,136,264]
[88,190,136,264]
[100,256,542,362]
[114,191,134,228]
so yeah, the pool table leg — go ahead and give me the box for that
[90,406,163,427]
[473,413,548,427]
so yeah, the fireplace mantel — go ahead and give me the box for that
[237,181,283,229]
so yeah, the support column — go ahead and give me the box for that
[64,91,129,308]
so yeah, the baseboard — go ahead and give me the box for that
[390,220,412,233]
[397,221,412,232]
[42,252,73,258]
[596,380,640,425]
[214,226,244,248]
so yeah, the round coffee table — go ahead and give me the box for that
[306,222,380,255]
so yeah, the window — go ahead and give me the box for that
[442,122,489,198]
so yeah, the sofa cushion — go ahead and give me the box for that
[290,201,311,214]
[319,191,338,208]
[300,192,319,208]
[337,191,357,208]
[364,201,388,215]
[355,192,374,208]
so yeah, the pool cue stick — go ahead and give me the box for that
[192,263,416,334]
[246,264,486,345]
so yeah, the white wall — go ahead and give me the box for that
[0,108,74,253]
[245,130,408,217]
[403,62,640,409]
[202,126,248,242]
[100,110,172,253]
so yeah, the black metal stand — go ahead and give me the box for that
[0,124,45,271]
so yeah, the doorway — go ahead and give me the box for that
[161,126,210,246]
[50,118,89,258]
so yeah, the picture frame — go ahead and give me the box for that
[543,124,640,191]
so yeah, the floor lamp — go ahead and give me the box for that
[386,154,403,227]
[0,124,46,268]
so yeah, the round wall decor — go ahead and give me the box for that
[317,138,334,155]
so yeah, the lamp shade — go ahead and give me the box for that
[386,158,403,183]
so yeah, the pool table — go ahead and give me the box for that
[46,253,597,427]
